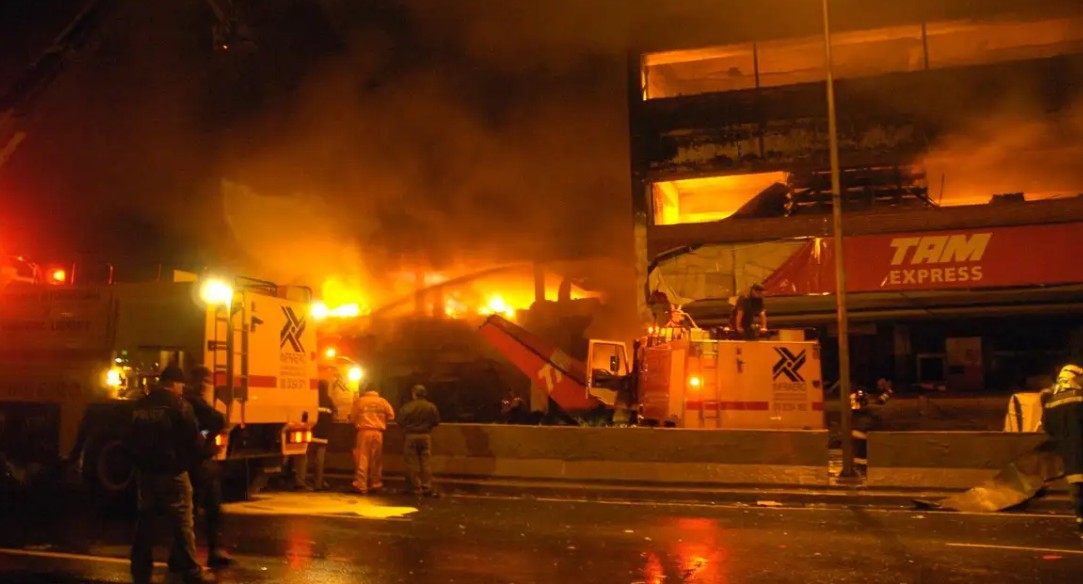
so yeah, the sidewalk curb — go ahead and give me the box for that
[322,472,1074,514]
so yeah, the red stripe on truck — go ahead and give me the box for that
[0,348,110,361]
[684,400,771,411]
[212,373,316,389]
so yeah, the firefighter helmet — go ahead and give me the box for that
[1055,364,1082,391]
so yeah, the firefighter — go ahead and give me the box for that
[124,365,206,584]
[399,385,441,497]
[1041,363,1083,540]
[732,283,767,340]
[185,366,233,568]
[349,384,395,494]
[297,380,337,490]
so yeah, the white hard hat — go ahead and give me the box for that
[1056,364,1082,390]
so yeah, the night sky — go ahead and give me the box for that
[0,0,644,278]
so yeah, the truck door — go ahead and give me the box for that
[586,340,629,406]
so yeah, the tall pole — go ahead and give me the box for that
[821,0,855,478]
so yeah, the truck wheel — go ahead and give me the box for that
[82,433,134,491]
[93,438,135,493]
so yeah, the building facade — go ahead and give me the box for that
[627,0,1083,391]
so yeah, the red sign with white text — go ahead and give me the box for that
[764,222,1083,295]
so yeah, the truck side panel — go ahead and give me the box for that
[0,286,115,458]
[210,293,317,426]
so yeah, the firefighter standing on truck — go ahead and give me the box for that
[124,365,206,584]
[350,384,395,495]
[399,384,441,497]
[1041,364,1083,541]
[732,283,768,340]
[185,366,233,568]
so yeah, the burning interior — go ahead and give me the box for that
[642,14,1083,101]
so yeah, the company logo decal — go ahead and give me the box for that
[884,232,990,286]
[280,306,306,353]
[772,347,806,382]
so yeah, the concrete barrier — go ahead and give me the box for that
[326,423,829,486]
[867,431,1050,489]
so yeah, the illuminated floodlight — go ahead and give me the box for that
[199,279,233,306]
[688,376,703,389]
[106,368,123,387]
[348,366,364,383]
[311,301,330,321]
[324,347,337,359]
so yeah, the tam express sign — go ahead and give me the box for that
[764,222,1083,295]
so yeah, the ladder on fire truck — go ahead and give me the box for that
[206,277,291,423]
[209,301,247,424]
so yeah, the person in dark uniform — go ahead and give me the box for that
[732,283,767,340]
[186,366,233,567]
[398,385,441,497]
[1041,364,1083,541]
[125,364,206,584]
[297,380,337,490]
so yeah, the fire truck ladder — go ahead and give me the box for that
[210,299,249,425]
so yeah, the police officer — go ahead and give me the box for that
[125,364,206,584]
[186,366,233,567]
[398,385,441,497]
[297,380,337,491]
[1041,364,1083,541]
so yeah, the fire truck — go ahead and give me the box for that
[0,267,317,495]
[480,315,824,429]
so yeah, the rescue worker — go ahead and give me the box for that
[398,385,441,496]
[297,380,337,490]
[349,384,395,494]
[1041,364,1083,540]
[185,366,233,568]
[732,283,767,340]
[125,365,206,584]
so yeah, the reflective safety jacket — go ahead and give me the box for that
[351,391,395,431]
[1042,386,1083,483]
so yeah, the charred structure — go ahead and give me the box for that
[628,0,1083,392]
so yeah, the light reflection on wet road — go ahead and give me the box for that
[0,490,1081,583]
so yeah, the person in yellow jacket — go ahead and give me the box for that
[349,386,395,494]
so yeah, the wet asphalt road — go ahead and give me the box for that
[0,488,1081,583]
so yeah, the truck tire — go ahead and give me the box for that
[93,438,135,493]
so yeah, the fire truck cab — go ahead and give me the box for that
[0,270,318,494]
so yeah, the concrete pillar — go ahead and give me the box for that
[533,262,546,305]
[893,324,911,384]
[414,269,425,315]
[431,285,445,319]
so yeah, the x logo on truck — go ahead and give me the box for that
[280,306,306,353]
[772,347,806,382]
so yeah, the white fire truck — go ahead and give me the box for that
[0,268,317,495]
[480,315,824,429]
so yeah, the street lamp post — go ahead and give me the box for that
[820,0,856,478]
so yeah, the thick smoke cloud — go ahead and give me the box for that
[218,0,638,292]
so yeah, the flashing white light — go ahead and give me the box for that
[348,366,364,383]
[106,368,123,388]
[199,279,233,306]
[330,303,360,318]
[311,302,330,321]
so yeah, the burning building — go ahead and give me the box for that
[628,0,1083,391]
